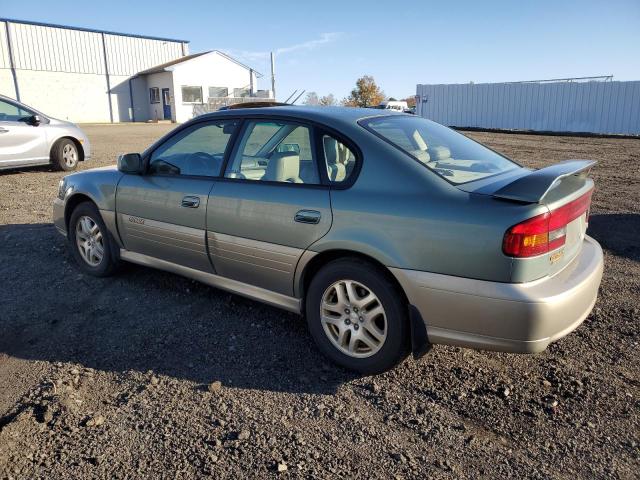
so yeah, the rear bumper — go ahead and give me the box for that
[390,235,603,353]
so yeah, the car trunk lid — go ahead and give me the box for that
[459,160,596,281]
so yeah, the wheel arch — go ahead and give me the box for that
[296,249,409,306]
[64,193,97,233]
[296,248,431,359]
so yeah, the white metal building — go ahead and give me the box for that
[0,18,264,123]
[416,78,640,136]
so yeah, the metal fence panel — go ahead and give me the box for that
[416,81,640,135]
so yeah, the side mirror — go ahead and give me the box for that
[29,115,41,126]
[117,153,143,174]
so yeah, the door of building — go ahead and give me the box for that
[162,88,171,120]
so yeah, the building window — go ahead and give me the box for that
[233,87,250,98]
[149,87,160,104]
[181,86,203,104]
[209,87,229,98]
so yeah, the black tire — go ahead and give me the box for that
[306,258,410,374]
[68,202,119,277]
[51,138,80,171]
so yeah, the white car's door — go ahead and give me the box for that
[0,98,48,168]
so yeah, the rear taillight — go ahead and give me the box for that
[503,190,593,258]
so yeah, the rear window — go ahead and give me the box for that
[361,116,518,184]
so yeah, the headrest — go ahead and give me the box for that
[409,149,431,163]
[264,152,300,182]
[429,146,451,161]
[323,136,339,165]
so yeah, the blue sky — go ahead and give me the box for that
[3,0,640,101]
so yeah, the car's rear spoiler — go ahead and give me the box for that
[492,160,596,204]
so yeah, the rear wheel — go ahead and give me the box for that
[306,259,409,374]
[68,202,119,276]
[51,138,79,171]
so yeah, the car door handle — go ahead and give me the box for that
[181,196,200,208]
[294,210,321,224]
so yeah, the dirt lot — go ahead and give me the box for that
[1,123,638,479]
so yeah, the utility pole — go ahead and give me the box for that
[270,52,276,100]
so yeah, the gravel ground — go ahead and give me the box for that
[0,123,638,479]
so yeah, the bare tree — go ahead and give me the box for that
[319,94,337,106]
[303,92,319,105]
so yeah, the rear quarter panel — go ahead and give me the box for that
[311,130,549,283]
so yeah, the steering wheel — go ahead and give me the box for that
[189,151,219,175]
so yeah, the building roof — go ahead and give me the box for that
[137,50,263,77]
[137,52,210,75]
[0,17,189,43]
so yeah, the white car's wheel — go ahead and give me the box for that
[52,138,79,171]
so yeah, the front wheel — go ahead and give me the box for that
[51,138,79,171]
[306,259,410,374]
[68,202,119,276]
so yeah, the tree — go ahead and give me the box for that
[388,97,397,101]
[319,94,337,106]
[303,92,319,105]
[342,75,385,107]
[401,96,417,108]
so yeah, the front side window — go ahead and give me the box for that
[149,120,238,177]
[225,120,319,184]
[322,135,357,184]
[149,87,160,104]
[362,116,518,184]
[0,99,34,122]
[181,86,203,103]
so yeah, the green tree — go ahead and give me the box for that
[319,94,337,106]
[342,75,385,107]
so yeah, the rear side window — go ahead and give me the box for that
[362,116,518,184]
[149,120,238,177]
[225,120,320,184]
[321,135,357,184]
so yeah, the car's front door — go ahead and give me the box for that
[116,119,239,272]
[207,119,332,296]
[0,98,48,167]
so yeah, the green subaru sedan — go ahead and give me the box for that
[53,106,603,373]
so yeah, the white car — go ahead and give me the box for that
[0,94,91,171]
[377,100,409,111]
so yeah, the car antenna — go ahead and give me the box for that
[290,89,306,105]
[283,90,298,103]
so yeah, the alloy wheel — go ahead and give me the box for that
[75,216,104,266]
[320,279,387,358]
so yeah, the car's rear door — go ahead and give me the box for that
[116,119,239,272]
[206,118,332,296]
[0,98,48,167]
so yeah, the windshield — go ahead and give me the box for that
[362,116,519,184]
